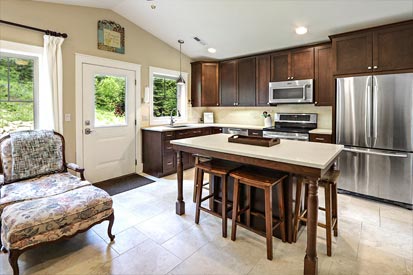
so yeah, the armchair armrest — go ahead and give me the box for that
[66,163,85,181]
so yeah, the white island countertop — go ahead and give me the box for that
[171,134,343,170]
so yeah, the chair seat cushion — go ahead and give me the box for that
[1,185,113,250]
[0,172,91,215]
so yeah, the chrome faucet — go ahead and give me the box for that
[170,108,181,126]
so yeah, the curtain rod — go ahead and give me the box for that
[0,20,68,38]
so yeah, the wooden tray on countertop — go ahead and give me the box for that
[228,135,280,147]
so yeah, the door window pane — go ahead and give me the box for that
[94,74,127,127]
[153,75,178,117]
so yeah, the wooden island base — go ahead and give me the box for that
[172,134,343,275]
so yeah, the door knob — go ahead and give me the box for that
[85,128,94,135]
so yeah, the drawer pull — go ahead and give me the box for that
[167,161,173,165]
[315,137,325,141]
[166,146,173,150]
[252,132,259,135]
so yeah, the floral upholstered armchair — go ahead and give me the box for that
[0,130,115,275]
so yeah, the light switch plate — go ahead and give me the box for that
[65,114,71,122]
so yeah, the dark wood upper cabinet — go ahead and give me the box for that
[290,48,315,80]
[314,44,334,106]
[332,32,373,75]
[220,58,256,106]
[237,57,256,106]
[256,55,271,106]
[331,20,413,75]
[220,60,238,106]
[270,52,290,81]
[271,48,314,81]
[373,24,413,72]
[191,62,219,107]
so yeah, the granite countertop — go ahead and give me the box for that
[142,123,264,132]
[309,129,333,135]
[171,134,343,169]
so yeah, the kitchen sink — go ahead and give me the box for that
[167,125,191,128]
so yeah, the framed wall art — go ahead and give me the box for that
[97,20,125,54]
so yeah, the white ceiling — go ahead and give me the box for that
[36,0,413,60]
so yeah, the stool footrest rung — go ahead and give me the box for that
[236,206,250,216]
[200,193,214,202]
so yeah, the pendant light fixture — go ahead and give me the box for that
[176,39,185,86]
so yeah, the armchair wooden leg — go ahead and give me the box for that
[8,249,22,275]
[107,212,115,242]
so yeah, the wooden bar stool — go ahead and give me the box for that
[293,169,340,256]
[230,166,288,260]
[192,154,212,203]
[195,159,241,238]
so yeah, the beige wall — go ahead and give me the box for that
[0,0,193,162]
[206,105,333,129]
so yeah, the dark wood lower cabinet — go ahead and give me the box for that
[309,133,332,143]
[143,127,214,177]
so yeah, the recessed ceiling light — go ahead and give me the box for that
[295,26,308,35]
[208,48,216,53]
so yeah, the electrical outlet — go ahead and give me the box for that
[65,114,71,122]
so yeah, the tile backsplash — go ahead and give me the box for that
[202,105,333,129]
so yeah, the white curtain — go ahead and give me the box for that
[39,35,64,133]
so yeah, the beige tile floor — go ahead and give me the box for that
[1,168,412,275]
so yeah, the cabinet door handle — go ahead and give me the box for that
[315,101,318,105]
[216,103,219,106]
[167,161,173,165]
[368,66,372,70]
[291,76,294,79]
[373,65,378,69]
[287,77,290,80]
[315,137,325,141]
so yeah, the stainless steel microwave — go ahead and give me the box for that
[268,79,313,104]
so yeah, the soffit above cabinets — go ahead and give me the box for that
[34,0,413,60]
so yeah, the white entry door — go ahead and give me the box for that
[82,64,136,182]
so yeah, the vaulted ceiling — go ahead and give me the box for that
[35,0,413,60]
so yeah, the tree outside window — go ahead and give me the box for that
[0,55,36,135]
[149,67,187,125]
[152,75,178,118]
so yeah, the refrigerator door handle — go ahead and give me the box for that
[343,147,408,158]
[365,79,372,145]
[372,78,378,146]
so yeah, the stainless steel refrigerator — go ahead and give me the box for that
[336,73,413,209]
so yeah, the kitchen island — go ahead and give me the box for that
[171,134,343,275]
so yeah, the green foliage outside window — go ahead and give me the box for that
[153,76,178,117]
[94,75,127,126]
[0,56,35,134]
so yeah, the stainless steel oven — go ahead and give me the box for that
[269,79,313,104]
[263,113,317,141]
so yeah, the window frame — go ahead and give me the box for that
[149,66,188,126]
[0,44,40,131]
